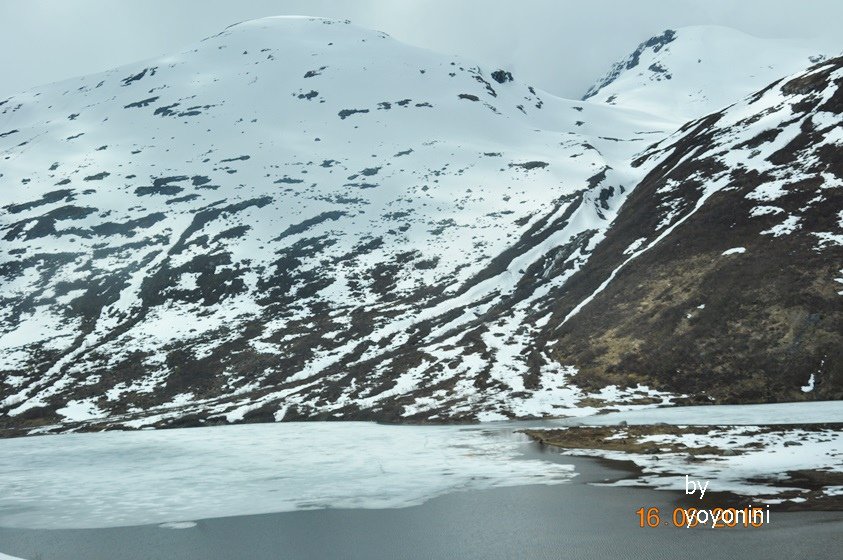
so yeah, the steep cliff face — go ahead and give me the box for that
[547,57,843,403]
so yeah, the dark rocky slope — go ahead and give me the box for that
[542,57,843,403]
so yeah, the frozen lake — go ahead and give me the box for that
[2,401,841,530]
[1,401,841,559]
[1,454,842,560]
[0,421,577,530]
[559,400,843,426]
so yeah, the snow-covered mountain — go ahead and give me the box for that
[583,26,830,124]
[0,17,840,435]
[0,16,669,431]
[552,56,843,403]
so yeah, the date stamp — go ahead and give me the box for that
[636,475,771,528]
[636,505,770,528]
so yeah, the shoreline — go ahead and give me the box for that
[4,399,843,439]
[523,424,843,512]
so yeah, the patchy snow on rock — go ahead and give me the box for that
[721,247,746,255]
[812,231,843,248]
[529,402,843,502]
[593,425,843,501]
[749,205,784,217]
[1,17,840,433]
[0,16,679,428]
[761,215,801,237]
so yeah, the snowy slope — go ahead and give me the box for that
[0,16,671,432]
[0,18,840,435]
[583,26,830,124]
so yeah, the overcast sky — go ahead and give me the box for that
[1,0,841,99]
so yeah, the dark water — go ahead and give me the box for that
[1,454,841,560]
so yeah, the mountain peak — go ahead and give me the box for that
[196,15,395,55]
[582,28,677,100]
[582,25,829,123]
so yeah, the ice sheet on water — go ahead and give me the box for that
[561,400,843,426]
[0,422,573,530]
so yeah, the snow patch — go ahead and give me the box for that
[801,373,815,393]
[761,215,800,237]
[159,521,198,529]
[56,399,106,422]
